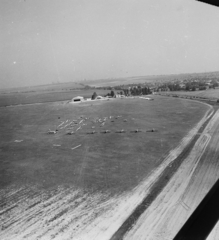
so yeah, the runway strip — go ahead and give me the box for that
[123,109,219,240]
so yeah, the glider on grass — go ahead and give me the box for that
[131,128,142,133]
[66,131,75,135]
[146,128,157,132]
[87,130,97,134]
[101,130,110,133]
[76,126,82,132]
[47,129,58,134]
[116,129,126,133]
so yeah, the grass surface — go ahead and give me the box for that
[79,71,219,87]
[0,82,84,93]
[0,95,209,195]
[164,89,219,100]
[0,89,108,107]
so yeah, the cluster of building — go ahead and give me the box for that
[108,77,219,94]
[70,73,219,103]
[71,95,106,103]
[156,79,219,92]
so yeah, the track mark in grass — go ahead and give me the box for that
[110,109,216,240]
[1,218,20,230]
[71,144,81,150]
[47,208,69,223]
[0,204,18,216]
[26,200,42,210]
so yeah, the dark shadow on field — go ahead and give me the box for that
[174,178,219,240]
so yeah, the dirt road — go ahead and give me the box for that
[123,109,219,240]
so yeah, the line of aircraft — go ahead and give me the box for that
[48,129,157,135]
[47,114,157,135]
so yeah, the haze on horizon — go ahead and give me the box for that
[1,0,219,89]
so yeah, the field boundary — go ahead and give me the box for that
[157,92,219,105]
[110,105,215,240]
[123,110,219,240]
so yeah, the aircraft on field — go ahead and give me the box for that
[101,130,110,133]
[66,131,75,135]
[131,128,142,133]
[47,129,58,134]
[87,130,97,134]
[146,128,157,132]
[116,129,126,133]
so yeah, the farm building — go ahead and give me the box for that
[72,96,84,102]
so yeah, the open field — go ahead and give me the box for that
[0,95,211,239]
[0,89,108,107]
[0,82,85,94]
[80,71,219,87]
[0,96,210,191]
[81,76,164,87]
[162,88,219,101]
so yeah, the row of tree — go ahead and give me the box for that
[126,86,151,96]
[159,80,219,92]
[110,86,152,96]
[91,86,151,99]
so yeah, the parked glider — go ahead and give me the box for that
[101,130,110,133]
[66,131,75,135]
[116,129,126,133]
[47,129,57,134]
[87,130,97,134]
[131,129,142,133]
[146,128,157,132]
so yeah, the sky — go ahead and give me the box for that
[0,0,219,88]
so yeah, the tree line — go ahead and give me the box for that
[91,86,151,99]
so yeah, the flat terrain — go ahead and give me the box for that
[80,71,219,87]
[0,89,108,107]
[123,108,219,240]
[0,95,211,239]
[81,76,163,87]
[0,82,85,94]
[163,88,219,100]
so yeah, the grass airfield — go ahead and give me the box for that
[0,95,211,239]
[0,96,209,192]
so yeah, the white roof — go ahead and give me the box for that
[96,96,103,99]
[72,96,84,100]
